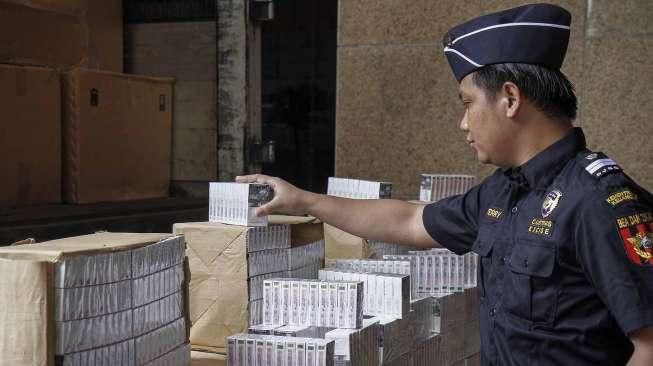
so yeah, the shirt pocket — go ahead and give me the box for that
[472,225,496,298]
[506,239,558,325]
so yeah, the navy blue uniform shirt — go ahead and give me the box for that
[423,127,653,365]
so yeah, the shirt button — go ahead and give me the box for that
[490,307,496,317]
[511,206,518,214]
[523,259,529,268]
[500,256,506,265]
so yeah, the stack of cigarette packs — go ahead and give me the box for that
[173,216,324,351]
[325,318,379,366]
[319,269,410,320]
[419,174,476,203]
[209,182,274,226]
[384,248,477,298]
[367,240,419,259]
[247,320,379,366]
[262,278,364,329]
[249,237,325,326]
[369,296,436,365]
[0,233,191,366]
[227,333,335,366]
[327,177,392,199]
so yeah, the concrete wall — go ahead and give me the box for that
[125,21,217,197]
[336,0,653,200]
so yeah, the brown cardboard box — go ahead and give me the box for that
[0,0,123,71]
[324,224,375,260]
[86,0,123,72]
[0,63,61,208]
[0,232,191,366]
[173,215,323,353]
[62,68,173,203]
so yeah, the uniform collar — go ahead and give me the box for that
[503,127,587,190]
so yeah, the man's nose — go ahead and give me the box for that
[459,112,469,131]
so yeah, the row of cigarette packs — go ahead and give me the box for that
[327,177,392,200]
[248,240,325,278]
[385,249,478,297]
[367,240,420,259]
[246,224,292,252]
[209,182,274,226]
[419,174,476,203]
[250,262,323,326]
[248,320,379,366]
[55,235,186,287]
[326,259,411,277]
[262,279,364,329]
[228,333,335,366]
[318,269,410,319]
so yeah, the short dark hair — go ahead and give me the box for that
[471,63,577,121]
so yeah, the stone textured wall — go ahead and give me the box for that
[336,0,653,199]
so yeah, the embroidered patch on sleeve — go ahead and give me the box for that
[606,189,637,207]
[616,211,653,266]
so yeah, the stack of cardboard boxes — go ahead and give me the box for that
[1,0,173,209]
[173,213,326,354]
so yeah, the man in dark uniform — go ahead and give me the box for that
[237,3,653,365]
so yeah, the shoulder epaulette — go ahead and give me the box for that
[576,150,622,179]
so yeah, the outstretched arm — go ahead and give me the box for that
[236,174,437,248]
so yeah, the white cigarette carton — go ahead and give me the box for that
[296,341,306,366]
[275,341,286,366]
[328,283,338,327]
[266,340,275,366]
[318,282,329,327]
[209,182,273,226]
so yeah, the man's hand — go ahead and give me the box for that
[235,174,314,217]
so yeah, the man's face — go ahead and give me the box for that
[458,73,515,166]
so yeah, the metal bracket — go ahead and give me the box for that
[248,140,276,164]
[250,0,274,21]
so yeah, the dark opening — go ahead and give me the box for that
[261,0,337,194]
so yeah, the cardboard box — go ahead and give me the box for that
[324,224,374,260]
[0,0,123,71]
[173,215,324,353]
[62,68,173,203]
[0,63,61,208]
[0,232,191,366]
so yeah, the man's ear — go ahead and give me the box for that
[500,81,522,118]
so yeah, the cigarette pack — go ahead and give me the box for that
[209,182,274,226]
[419,174,476,203]
[327,177,392,199]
